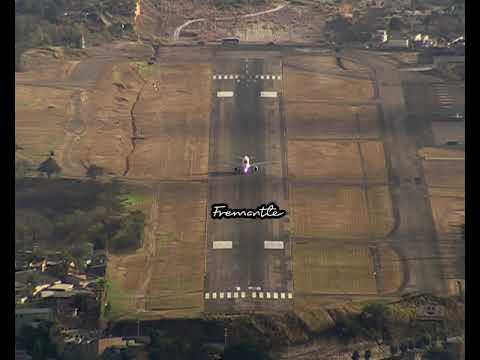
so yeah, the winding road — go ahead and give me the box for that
[173,3,288,41]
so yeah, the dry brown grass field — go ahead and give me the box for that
[378,245,405,294]
[293,241,377,295]
[420,147,465,287]
[360,141,388,183]
[285,103,380,140]
[105,182,207,319]
[287,140,388,183]
[423,159,465,188]
[430,195,464,280]
[289,184,394,240]
[288,141,363,181]
[283,55,374,102]
[284,71,374,102]
[16,86,74,167]
[128,63,212,179]
[73,62,144,176]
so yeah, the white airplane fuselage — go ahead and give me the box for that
[235,155,258,175]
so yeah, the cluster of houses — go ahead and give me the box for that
[15,248,108,359]
[331,0,465,52]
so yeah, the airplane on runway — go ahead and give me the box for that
[232,155,275,175]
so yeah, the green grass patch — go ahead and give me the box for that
[112,66,122,84]
[103,275,136,320]
[118,192,147,209]
[134,61,154,80]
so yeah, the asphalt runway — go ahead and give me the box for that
[204,50,292,313]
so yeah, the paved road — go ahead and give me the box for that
[347,50,446,294]
[204,51,292,313]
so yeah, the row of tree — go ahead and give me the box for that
[16,154,145,254]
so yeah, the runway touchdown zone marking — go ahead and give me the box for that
[204,291,293,301]
[264,241,284,249]
[213,241,233,249]
[217,91,234,98]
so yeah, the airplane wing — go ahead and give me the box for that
[252,161,279,166]
[214,161,240,168]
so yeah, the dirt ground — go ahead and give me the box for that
[15,85,74,168]
[136,0,333,44]
[285,103,380,140]
[289,184,394,240]
[419,147,464,289]
[423,160,464,188]
[429,194,464,281]
[288,141,363,181]
[128,62,212,179]
[284,70,374,102]
[293,241,377,295]
[73,62,144,176]
[105,182,207,320]
[287,140,387,183]
[378,245,405,295]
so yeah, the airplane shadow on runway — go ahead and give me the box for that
[207,171,238,177]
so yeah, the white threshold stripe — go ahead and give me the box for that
[264,241,284,249]
[260,91,278,98]
[204,291,294,300]
[217,91,234,98]
[213,241,233,249]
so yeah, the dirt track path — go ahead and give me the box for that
[172,3,288,41]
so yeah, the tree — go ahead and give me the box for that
[16,159,31,179]
[364,349,371,359]
[423,334,432,347]
[390,344,398,355]
[32,338,46,360]
[87,164,105,180]
[351,350,360,360]
[408,339,415,350]
[389,17,403,31]
[38,155,61,179]
[362,303,386,331]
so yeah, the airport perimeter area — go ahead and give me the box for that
[15,43,464,322]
